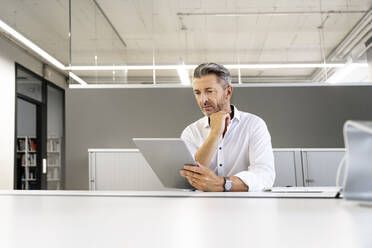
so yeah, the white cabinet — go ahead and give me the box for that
[88,148,345,190]
[273,149,345,187]
[273,149,303,187]
[89,149,164,191]
[302,149,345,187]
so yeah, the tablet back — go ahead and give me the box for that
[133,138,196,189]
[343,121,372,202]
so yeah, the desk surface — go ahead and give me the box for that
[0,190,371,248]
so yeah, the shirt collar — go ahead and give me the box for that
[203,105,241,128]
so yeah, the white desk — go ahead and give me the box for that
[0,190,371,248]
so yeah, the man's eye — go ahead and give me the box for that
[207,90,213,93]
[194,92,200,95]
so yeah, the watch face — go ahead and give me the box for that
[225,178,232,191]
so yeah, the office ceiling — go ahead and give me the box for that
[0,0,371,84]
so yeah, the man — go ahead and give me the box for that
[180,62,275,192]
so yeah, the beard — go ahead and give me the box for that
[201,95,228,116]
[216,95,227,112]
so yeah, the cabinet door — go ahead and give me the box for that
[273,151,298,187]
[92,151,163,191]
[302,150,345,186]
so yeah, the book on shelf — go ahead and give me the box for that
[18,153,25,165]
[29,171,35,180]
[17,137,37,152]
[17,138,25,151]
[17,150,37,167]
[28,154,36,166]
[47,153,59,166]
[47,137,60,152]
[29,138,37,152]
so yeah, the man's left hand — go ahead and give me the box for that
[180,163,225,192]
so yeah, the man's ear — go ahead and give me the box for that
[226,85,233,99]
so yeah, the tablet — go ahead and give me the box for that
[132,138,196,189]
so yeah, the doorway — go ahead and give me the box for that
[14,64,65,190]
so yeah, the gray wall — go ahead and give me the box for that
[66,86,372,190]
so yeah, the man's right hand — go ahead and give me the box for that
[209,111,231,137]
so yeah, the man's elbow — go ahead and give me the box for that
[257,166,276,190]
[266,166,276,188]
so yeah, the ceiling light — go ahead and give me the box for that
[177,64,191,85]
[65,65,198,70]
[225,63,345,69]
[65,63,346,71]
[0,19,65,70]
[327,63,368,84]
[3,18,367,86]
[69,72,88,85]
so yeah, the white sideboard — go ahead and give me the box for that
[89,148,345,190]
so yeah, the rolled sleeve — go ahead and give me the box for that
[235,119,275,192]
[181,127,199,159]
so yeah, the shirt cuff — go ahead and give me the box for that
[234,171,267,192]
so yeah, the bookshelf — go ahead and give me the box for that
[16,136,38,190]
[47,137,61,190]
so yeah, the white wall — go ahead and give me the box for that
[0,34,66,189]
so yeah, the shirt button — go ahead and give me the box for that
[219,147,222,150]
[219,164,222,167]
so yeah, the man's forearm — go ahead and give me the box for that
[229,176,249,191]
[212,176,249,192]
[194,131,220,167]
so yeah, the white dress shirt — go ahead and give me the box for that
[181,106,275,191]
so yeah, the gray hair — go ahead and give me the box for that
[193,63,231,88]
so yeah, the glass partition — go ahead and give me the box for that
[47,85,65,190]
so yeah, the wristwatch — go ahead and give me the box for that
[224,177,232,192]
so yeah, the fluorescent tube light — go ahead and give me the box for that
[65,65,197,70]
[69,82,372,89]
[69,72,88,85]
[327,63,368,84]
[3,18,367,87]
[66,63,346,71]
[0,19,65,70]
[177,64,191,85]
[225,63,346,69]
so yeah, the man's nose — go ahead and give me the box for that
[201,94,208,104]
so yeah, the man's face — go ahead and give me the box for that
[192,74,232,117]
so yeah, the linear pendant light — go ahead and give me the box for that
[65,63,346,71]
[327,62,368,83]
[177,64,191,85]
[69,72,88,85]
[0,19,66,70]
[0,18,369,87]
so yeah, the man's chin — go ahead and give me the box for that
[201,109,214,117]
